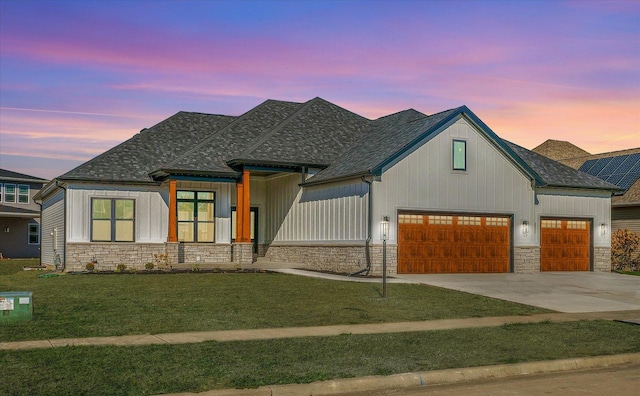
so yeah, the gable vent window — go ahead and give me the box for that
[453,140,467,171]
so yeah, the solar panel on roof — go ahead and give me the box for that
[578,153,640,192]
[600,155,626,176]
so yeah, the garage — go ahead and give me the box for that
[540,218,590,271]
[397,213,511,274]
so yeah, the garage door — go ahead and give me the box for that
[540,219,590,271]
[397,213,511,274]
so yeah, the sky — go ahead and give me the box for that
[1,0,639,180]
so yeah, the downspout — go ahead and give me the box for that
[350,176,372,276]
[55,180,67,272]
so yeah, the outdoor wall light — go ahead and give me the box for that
[3,227,9,233]
[380,216,390,241]
[600,223,608,237]
[522,220,529,236]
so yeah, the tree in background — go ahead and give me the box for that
[611,229,640,271]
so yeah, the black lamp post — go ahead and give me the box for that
[381,216,389,298]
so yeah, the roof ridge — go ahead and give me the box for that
[162,99,298,169]
[235,98,321,159]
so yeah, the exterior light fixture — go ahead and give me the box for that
[380,216,390,298]
[3,227,9,233]
[600,223,607,237]
[522,220,529,236]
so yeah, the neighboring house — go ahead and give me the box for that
[533,140,640,235]
[35,98,619,274]
[0,169,48,258]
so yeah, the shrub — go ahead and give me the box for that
[153,253,172,271]
[115,263,127,273]
[611,228,640,271]
[144,262,154,270]
[85,262,95,272]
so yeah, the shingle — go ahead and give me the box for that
[0,168,47,182]
[60,112,236,182]
[506,141,620,190]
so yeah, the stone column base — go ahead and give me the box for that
[232,242,254,265]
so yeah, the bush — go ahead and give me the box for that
[144,262,154,270]
[85,262,95,272]
[611,228,640,271]
[115,263,127,273]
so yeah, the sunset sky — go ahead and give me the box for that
[1,0,638,180]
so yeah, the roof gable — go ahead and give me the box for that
[532,139,591,161]
[60,112,236,182]
[0,168,48,183]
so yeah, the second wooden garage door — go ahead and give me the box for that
[540,219,590,271]
[398,213,511,274]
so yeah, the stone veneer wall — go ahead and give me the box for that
[265,244,369,274]
[232,242,254,265]
[593,247,611,272]
[66,242,170,272]
[178,243,232,264]
[513,247,541,273]
[368,244,398,277]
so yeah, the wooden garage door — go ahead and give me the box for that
[398,213,511,274]
[541,219,590,271]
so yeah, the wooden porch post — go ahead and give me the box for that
[241,169,251,243]
[235,169,251,243]
[236,174,245,242]
[168,179,178,242]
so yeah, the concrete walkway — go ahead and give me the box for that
[2,309,640,351]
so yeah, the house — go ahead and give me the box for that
[0,169,48,258]
[35,98,619,274]
[533,140,640,235]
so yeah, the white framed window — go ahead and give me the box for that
[28,224,40,245]
[452,139,467,171]
[0,183,2,202]
[4,184,16,203]
[18,185,29,204]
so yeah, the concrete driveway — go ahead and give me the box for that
[394,272,640,313]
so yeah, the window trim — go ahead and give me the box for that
[4,183,16,203]
[18,184,30,204]
[28,223,40,245]
[177,191,216,243]
[90,198,136,242]
[452,139,467,171]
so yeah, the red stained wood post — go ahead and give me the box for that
[236,170,251,243]
[168,179,178,242]
[241,169,251,243]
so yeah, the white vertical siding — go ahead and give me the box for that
[41,189,65,266]
[374,118,536,246]
[535,193,611,247]
[267,174,368,243]
[65,182,233,244]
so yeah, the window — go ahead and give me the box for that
[458,216,481,226]
[28,224,40,245]
[0,183,2,201]
[486,217,508,227]
[4,184,16,203]
[91,198,135,242]
[18,185,29,204]
[177,191,215,242]
[398,214,423,224]
[452,140,466,171]
[429,215,453,225]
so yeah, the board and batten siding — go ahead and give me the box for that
[373,118,535,246]
[41,188,65,267]
[66,182,234,244]
[535,192,612,247]
[267,174,367,243]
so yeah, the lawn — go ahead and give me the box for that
[0,259,550,342]
[1,320,639,395]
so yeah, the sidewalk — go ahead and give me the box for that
[2,309,640,351]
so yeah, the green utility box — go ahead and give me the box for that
[0,292,33,323]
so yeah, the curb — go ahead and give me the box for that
[167,352,640,396]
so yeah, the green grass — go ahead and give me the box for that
[615,270,640,276]
[0,261,549,342]
[1,320,639,395]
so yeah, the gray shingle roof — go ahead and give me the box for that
[60,112,236,182]
[506,141,621,191]
[0,204,39,215]
[55,98,620,193]
[0,168,47,182]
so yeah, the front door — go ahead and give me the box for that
[231,207,258,254]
